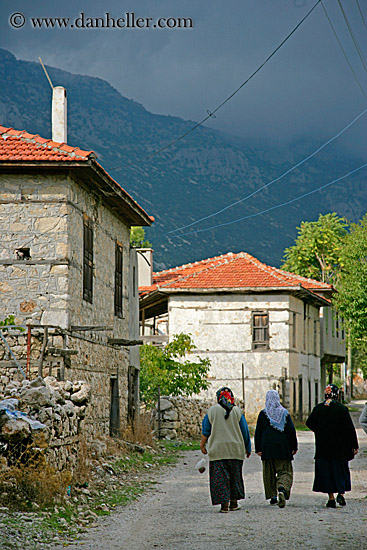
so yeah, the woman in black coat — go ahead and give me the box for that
[306,384,359,508]
[255,390,298,508]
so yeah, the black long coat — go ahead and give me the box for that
[254,410,298,461]
[306,401,358,461]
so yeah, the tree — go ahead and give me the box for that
[333,215,367,358]
[281,213,348,283]
[130,226,152,248]
[139,333,211,407]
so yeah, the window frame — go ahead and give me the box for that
[251,311,269,350]
[114,242,124,318]
[83,215,93,304]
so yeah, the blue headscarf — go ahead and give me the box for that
[264,390,289,432]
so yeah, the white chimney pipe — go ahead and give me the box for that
[52,86,67,143]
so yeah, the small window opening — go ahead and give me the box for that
[16,248,31,260]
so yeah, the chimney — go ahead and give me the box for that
[52,86,67,143]
[137,248,153,287]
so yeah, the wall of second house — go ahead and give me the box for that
[167,292,322,420]
[0,173,69,327]
[288,296,321,419]
[167,293,291,419]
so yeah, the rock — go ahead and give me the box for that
[70,384,91,405]
[20,386,53,409]
[62,400,75,417]
[157,399,172,411]
[44,376,58,387]
[162,409,178,421]
[1,418,31,442]
[52,390,65,405]
[29,377,46,388]
[64,381,73,392]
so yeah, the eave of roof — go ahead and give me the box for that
[0,126,153,227]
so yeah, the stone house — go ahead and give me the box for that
[139,252,344,419]
[0,122,153,436]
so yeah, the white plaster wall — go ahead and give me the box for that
[168,292,322,418]
[168,293,292,416]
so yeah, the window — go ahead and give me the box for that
[314,320,317,355]
[252,312,269,349]
[83,216,93,303]
[115,243,124,318]
[292,312,297,348]
[303,302,307,351]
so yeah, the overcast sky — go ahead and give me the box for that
[1,0,367,155]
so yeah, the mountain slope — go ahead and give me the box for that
[0,48,365,270]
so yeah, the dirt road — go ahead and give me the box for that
[58,419,367,550]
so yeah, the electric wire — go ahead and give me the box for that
[321,0,367,99]
[168,162,367,238]
[355,0,367,34]
[108,0,322,172]
[166,105,367,235]
[337,0,367,73]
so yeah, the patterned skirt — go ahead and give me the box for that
[209,459,244,505]
[313,458,351,494]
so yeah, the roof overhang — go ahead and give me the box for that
[0,159,153,227]
[139,284,330,320]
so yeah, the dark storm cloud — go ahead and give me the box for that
[1,0,367,155]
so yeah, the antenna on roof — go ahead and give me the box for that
[39,57,54,89]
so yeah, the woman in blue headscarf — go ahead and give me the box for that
[255,389,298,508]
[306,384,359,508]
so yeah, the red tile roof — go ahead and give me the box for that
[0,126,93,161]
[140,252,333,296]
[0,125,154,225]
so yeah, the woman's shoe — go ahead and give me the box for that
[229,500,241,511]
[270,497,278,505]
[336,493,346,506]
[220,503,229,513]
[277,489,286,508]
[326,499,336,508]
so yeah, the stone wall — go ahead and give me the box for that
[152,396,249,440]
[0,171,137,436]
[0,376,90,472]
[0,328,129,437]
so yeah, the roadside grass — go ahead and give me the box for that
[294,421,310,431]
[0,438,200,548]
[53,440,200,532]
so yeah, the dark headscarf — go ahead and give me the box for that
[216,387,235,419]
[324,384,339,406]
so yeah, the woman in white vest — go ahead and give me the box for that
[200,387,252,513]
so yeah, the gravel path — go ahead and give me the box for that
[54,422,367,550]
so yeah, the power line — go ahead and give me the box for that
[167,105,367,235]
[321,0,367,99]
[168,162,367,238]
[355,0,367,34]
[337,0,367,74]
[108,0,322,172]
